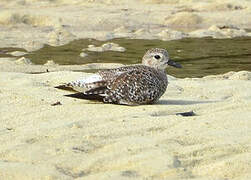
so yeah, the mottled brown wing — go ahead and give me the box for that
[104,68,164,105]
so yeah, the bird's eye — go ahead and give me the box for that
[154,55,161,59]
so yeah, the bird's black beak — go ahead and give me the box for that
[167,59,182,68]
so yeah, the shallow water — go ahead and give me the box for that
[1,37,251,78]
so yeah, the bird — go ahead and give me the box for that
[55,48,182,105]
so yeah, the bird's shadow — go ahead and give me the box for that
[56,84,218,106]
[63,93,217,106]
[64,92,104,102]
[158,99,218,105]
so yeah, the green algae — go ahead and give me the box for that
[1,37,251,78]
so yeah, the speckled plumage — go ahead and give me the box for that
[58,48,182,105]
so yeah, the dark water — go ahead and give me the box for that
[1,37,251,78]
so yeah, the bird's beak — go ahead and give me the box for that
[167,59,182,68]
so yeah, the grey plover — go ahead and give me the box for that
[56,48,182,105]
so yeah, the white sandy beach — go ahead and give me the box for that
[1,0,251,180]
[1,0,251,50]
[1,69,251,180]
